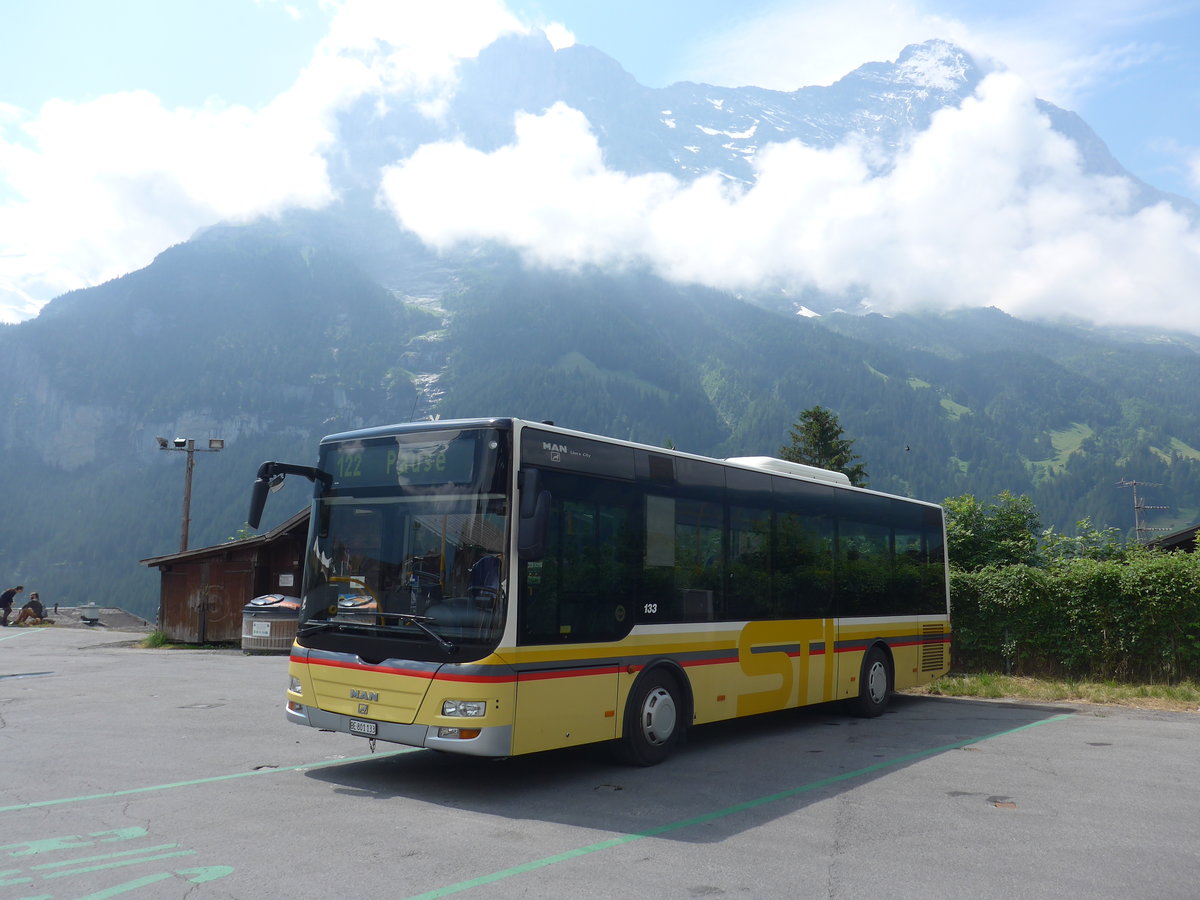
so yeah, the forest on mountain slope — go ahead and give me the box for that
[1,232,1196,621]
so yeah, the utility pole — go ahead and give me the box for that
[1116,480,1170,544]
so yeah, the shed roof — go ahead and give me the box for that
[140,508,310,568]
[1149,522,1199,553]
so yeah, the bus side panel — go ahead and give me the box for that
[834,617,952,698]
[734,618,837,717]
[616,621,840,729]
[808,618,838,704]
[511,666,620,755]
[906,618,952,687]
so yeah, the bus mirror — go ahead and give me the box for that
[519,468,550,560]
[248,474,271,530]
[520,468,541,518]
[247,461,331,530]
[518,490,550,561]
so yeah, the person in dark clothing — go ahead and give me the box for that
[16,592,46,625]
[0,585,24,626]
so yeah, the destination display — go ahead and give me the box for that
[327,432,478,488]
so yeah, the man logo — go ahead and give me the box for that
[350,689,379,702]
[358,703,370,714]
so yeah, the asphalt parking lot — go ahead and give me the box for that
[3,625,1199,899]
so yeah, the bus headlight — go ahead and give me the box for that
[442,699,486,717]
[288,676,303,695]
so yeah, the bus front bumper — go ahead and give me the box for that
[286,702,514,758]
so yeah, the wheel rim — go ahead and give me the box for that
[639,686,677,746]
[865,659,888,705]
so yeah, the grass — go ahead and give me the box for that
[905,673,1200,712]
[939,396,971,420]
[139,630,238,651]
[1028,422,1094,477]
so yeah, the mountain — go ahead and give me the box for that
[1,38,1197,622]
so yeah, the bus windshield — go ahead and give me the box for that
[298,427,510,659]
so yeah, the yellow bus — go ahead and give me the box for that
[248,417,950,765]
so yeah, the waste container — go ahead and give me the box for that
[241,594,301,653]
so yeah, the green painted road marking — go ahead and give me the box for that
[62,865,234,899]
[0,628,47,643]
[30,843,180,869]
[3,826,150,857]
[406,713,1076,899]
[0,749,416,814]
[40,850,195,880]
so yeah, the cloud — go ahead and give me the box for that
[379,74,1200,334]
[303,0,525,103]
[4,0,1195,336]
[1189,150,1200,191]
[0,90,335,323]
[0,0,529,323]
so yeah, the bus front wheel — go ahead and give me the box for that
[618,670,683,766]
[848,646,892,718]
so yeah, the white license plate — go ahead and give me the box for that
[348,719,377,737]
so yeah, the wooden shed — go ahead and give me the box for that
[1150,523,1199,553]
[141,509,310,643]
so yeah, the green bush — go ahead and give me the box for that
[950,550,1200,682]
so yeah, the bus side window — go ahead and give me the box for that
[642,495,721,622]
[641,495,675,620]
[518,472,638,644]
[726,504,770,620]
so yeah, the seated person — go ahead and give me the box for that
[15,593,46,625]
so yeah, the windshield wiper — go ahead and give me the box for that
[298,619,339,637]
[297,613,457,653]
[376,612,457,653]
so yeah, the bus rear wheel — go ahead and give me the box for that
[848,646,892,718]
[618,670,683,766]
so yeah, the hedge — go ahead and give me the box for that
[949,550,1200,682]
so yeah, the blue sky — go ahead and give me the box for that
[2,0,1199,329]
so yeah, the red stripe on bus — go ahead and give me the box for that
[516,666,621,681]
[680,656,739,668]
[294,656,436,680]
[434,671,519,684]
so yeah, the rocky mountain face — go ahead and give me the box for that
[296,35,1197,317]
[337,36,1188,206]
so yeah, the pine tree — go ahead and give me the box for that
[780,406,868,486]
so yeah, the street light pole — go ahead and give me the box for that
[180,441,196,553]
[157,437,224,552]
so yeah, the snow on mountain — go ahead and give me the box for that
[893,39,973,90]
[311,34,1200,330]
